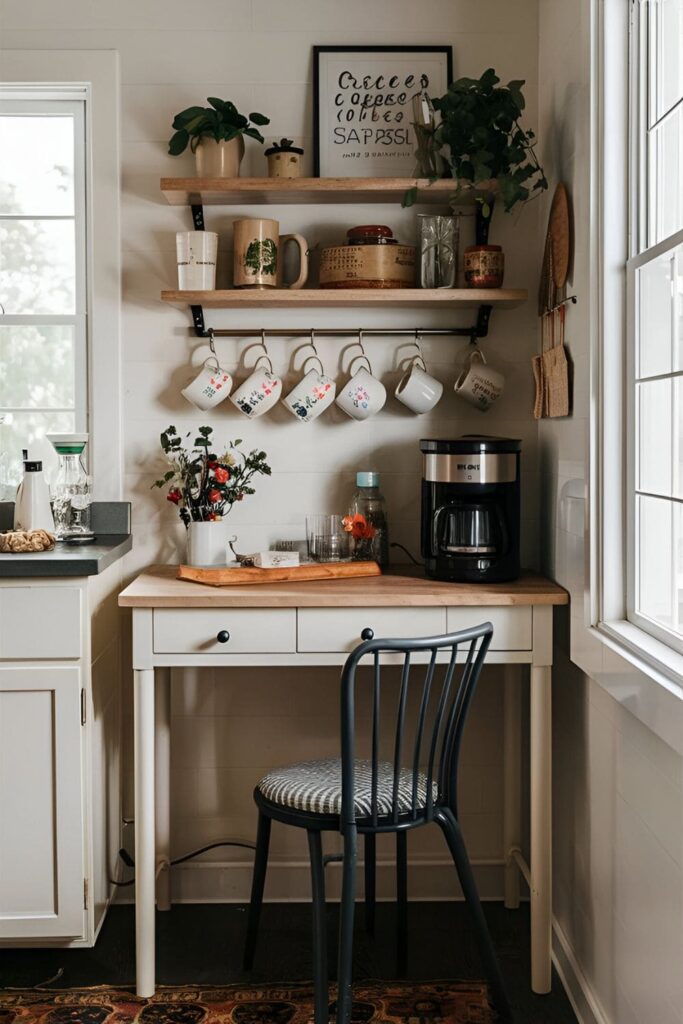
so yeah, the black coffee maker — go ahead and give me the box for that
[420,437,521,583]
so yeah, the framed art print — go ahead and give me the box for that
[313,45,453,177]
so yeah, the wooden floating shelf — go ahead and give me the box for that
[160,176,496,208]
[161,288,527,310]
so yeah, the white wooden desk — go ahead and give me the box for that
[119,565,567,998]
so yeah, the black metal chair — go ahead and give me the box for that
[243,622,512,1024]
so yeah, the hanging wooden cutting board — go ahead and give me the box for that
[177,560,381,587]
[548,182,571,289]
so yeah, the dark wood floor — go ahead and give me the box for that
[0,902,576,1023]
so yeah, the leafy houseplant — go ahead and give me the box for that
[168,99,270,155]
[168,98,270,177]
[404,69,547,214]
[152,426,271,527]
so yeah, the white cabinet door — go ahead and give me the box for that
[0,665,85,938]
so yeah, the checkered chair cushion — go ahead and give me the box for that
[257,757,439,817]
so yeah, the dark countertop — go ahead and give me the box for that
[0,501,132,577]
[0,534,132,577]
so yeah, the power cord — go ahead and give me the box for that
[390,542,420,565]
[110,839,256,887]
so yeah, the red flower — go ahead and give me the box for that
[166,488,182,504]
[208,461,218,469]
[214,466,230,484]
[208,488,221,503]
[208,512,217,521]
[342,513,376,540]
[236,492,244,501]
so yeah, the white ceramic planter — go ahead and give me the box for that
[186,520,231,566]
[194,136,244,177]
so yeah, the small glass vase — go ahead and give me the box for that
[418,214,460,289]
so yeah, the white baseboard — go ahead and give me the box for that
[116,857,511,904]
[552,916,611,1024]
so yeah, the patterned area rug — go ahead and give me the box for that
[0,980,499,1023]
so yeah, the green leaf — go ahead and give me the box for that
[249,111,270,126]
[168,129,189,155]
[242,126,265,144]
[402,185,418,208]
[172,106,208,129]
[206,96,226,111]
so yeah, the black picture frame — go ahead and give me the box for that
[313,44,453,178]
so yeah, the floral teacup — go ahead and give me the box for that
[181,358,233,411]
[229,360,282,418]
[282,360,336,423]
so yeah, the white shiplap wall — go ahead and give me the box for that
[0,0,541,899]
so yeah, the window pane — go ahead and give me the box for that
[638,247,675,377]
[653,0,683,123]
[638,378,672,494]
[0,325,75,409]
[637,494,678,633]
[0,409,75,492]
[649,106,683,245]
[0,115,75,216]
[0,218,75,313]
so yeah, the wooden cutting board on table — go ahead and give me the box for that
[177,561,381,587]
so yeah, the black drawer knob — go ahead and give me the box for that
[216,629,230,644]
[361,627,374,641]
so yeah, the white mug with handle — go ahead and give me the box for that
[181,358,233,410]
[336,353,386,421]
[282,354,336,422]
[454,347,504,411]
[395,350,443,414]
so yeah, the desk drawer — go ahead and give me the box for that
[153,609,296,654]
[297,607,447,653]
[0,587,81,659]
[446,606,532,650]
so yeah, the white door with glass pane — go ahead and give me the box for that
[0,665,85,938]
[0,97,87,495]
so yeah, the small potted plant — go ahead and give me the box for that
[168,98,270,178]
[264,137,305,178]
[404,69,547,287]
[152,425,271,566]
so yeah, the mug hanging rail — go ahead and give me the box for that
[190,304,493,342]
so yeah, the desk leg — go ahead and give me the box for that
[503,666,522,909]
[155,668,171,912]
[134,668,156,998]
[530,664,552,994]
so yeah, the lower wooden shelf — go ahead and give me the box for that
[160,288,527,310]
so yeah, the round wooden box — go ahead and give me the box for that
[319,243,416,289]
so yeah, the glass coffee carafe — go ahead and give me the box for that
[47,433,94,540]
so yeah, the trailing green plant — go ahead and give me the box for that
[168,98,270,156]
[404,68,547,213]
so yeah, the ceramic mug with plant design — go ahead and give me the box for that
[336,356,386,421]
[229,356,282,418]
[232,217,308,289]
[282,355,336,423]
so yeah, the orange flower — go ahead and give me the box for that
[214,466,230,484]
[208,488,221,503]
[342,513,376,540]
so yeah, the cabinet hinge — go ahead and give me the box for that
[80,688,86,726]
[83,878,88,910]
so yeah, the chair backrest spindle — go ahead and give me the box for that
[340,622,493,828]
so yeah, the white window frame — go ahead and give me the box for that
[0,95,89,445]
[594,0,683,691]
[0,51,122,499]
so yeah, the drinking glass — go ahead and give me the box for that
[418,214,460,288]
[305,514,350,562]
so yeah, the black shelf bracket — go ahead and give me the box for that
[191,203,205,231]
[190,305,208,337]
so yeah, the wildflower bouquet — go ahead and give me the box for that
[152,425,270,525]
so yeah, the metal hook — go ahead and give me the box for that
[309,327,319,355]
[357,328,366,356]
[413,330,427,371]
[0,302,5,315]
[208,327,216,355]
